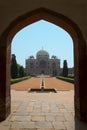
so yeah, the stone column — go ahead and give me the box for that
[0,39,11,121]
[74,37,87,121]
[79,44,87,121]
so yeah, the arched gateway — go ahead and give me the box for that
[0,8,87,121]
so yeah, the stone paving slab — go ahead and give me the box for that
[9,128,37,130]
[9,116,31,122]
[46,115,55,121]
[52,122,66,129]
[36,121,52,128]
[31,116,45,121]
[11,122,36,128]
[0,90,74,130]
[1,90,87,130]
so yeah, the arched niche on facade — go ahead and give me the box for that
[39,60,47,68]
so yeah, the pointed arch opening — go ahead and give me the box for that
[0,8,87,121]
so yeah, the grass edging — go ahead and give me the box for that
[56,76,74,84]
[11,76,31,84]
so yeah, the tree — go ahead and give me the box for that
[52,69,57,76]
[62,60,68,77]
[19,66,25,77]
[11,54,18,78]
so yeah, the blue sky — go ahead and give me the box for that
[11,20,74,68]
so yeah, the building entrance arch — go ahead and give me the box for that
[41,70,45,75]
[0,8,87,121]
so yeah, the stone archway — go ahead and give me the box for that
[0,8,87,121]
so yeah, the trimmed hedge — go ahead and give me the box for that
[67,75,74,78]
[11,76,31,84]
[56,76,74,84]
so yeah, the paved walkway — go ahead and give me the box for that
[0,77,87,130]
[0,90,74,130]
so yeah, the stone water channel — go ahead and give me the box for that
[28,75,57,93]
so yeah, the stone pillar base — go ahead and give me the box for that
[0,97,11,122]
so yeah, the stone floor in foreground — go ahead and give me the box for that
[0,90,87,130]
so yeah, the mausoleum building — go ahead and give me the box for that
[25,49,60,75]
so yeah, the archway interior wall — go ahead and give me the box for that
[0,7,87,121]
[0,0,86,42]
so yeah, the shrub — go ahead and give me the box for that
[56,76,74,84]
[11,76,31,84]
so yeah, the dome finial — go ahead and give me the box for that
[42,46,44,50]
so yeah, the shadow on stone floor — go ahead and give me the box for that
[75,118,87,130]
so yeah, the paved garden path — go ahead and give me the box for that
[11,77,74,91]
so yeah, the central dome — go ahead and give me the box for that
[36,49,49,58]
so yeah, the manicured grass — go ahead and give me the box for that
[11,76,31,84]
[56,76,74,84]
